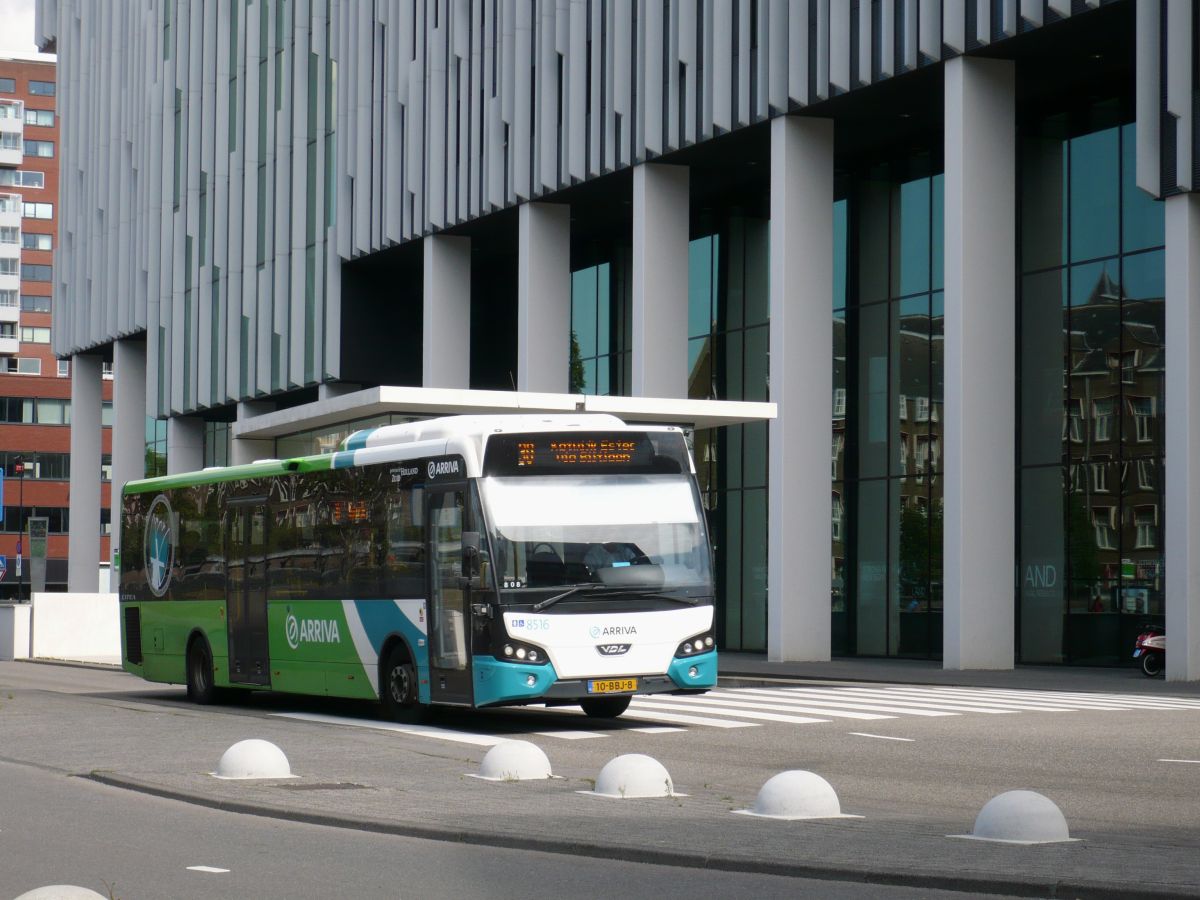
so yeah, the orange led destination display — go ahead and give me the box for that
[515,438,639,467]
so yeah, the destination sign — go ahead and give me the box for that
[484,431,689,476]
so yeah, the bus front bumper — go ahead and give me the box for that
[472,651,717,708]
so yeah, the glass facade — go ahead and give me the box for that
[569,251,631,396]
[688,218,769,651]
[835,155,945,658]
[1018,104,1165,665]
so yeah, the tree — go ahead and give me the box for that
[569,330,586,393]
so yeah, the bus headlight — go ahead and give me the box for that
[675,632,715,658]
[496,640,550,665]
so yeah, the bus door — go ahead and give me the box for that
[227,500,270,686]
[425,487,472,704]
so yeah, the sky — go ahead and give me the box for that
[0,0,54,60]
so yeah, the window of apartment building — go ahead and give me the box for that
[23,140,54,158]
[0,170,45,189]
[20,325,50,343]
[0,226,17,244]
[0,258,18,276]
[0,77,14,92]
[0,134,20,151]
[28,80,55,96]
[0,101,20,119]
[22,233,51,251]
[22,202,52,219]
[0,357,40,375]
[0,507,68,533]
[0,289,16,307]
[23,108,53,127]
[56,359,68,377]
[21,264,51,282]
[21,294,50,312]
[0,322,15,339]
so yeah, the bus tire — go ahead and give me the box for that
[380,643,427,722]
[580,696,631,719]
[186,637,218,705]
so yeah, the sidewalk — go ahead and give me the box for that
[718,652,1200,695]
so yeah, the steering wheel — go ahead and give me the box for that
[530,542,561,560]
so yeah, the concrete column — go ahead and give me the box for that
[166,416,205,475]
[230,401,276,466]
[767,116,834,662]
[943,57,1016,670]
[422,234,471,389]
[517,202,571,393]
[1165,193,1200,681]
[67,353,103,593]
[109,339,147,591]
[632,163,689,398]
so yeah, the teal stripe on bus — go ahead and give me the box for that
[332,450,357,469]
[342,429,377,452]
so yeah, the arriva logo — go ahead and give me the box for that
[285,612,342,650]
[427,458,461,479]
[589,625,637,638]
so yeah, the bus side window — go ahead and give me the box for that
[384,487,425,598]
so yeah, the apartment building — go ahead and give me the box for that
[0,56,111,599]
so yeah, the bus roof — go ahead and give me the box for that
[123,413,684,495]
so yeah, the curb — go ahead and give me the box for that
[84,771,1198,900]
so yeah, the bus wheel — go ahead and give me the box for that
[381,645,426,722]
[580,696,632,719]
[186,638,218,705]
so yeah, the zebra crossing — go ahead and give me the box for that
[273,683,1200,747]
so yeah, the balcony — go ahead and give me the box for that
[0,335,18,356]
[0,289,17,324]
[0,101,22,167]
[0,193,20,228]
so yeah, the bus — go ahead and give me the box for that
[118,414,717,720]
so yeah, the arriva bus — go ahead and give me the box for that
[118,414,717,720]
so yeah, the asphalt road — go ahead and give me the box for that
[2,661,1198,898]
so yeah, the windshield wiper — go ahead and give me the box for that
[532,583,608,611]
[532,584,701,612]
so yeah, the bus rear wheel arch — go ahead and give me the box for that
[380,640,427,722]
[186,634,218,705]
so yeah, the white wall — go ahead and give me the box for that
[30,593,121,665]
[0,604,31,660]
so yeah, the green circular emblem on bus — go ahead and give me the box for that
[144,494,176,597]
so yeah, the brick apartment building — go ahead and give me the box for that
[0,56,111,599]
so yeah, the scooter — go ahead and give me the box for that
[1133,624,1166,677]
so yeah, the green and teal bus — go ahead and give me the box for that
[119,414,717,720]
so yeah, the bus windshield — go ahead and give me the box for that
[480,474,712,597]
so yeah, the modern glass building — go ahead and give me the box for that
[35,1,1200,678]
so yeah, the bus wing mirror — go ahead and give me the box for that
[461,531,482,579]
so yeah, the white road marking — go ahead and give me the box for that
[859,687,1080,712]
[273,712,508,746]
[617,706,761,728]
[625,726,687,734]
[736,687,958,717]
[848,732,915,742]
[696,690,896,720]
[1157,758,1200,764]
[631,697,829,725]
[811,687,1020,714]
[187,866,230,874]
[533,730,606,740]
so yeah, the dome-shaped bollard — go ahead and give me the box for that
[954,790,1075,844]
[14,887,109,899]
[585,753,679,799]
[734,770,860,820]
[472,740,554,781]
[212,738,294,779]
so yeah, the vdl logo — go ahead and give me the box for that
[284,611,342,650]
[143,494,175,597]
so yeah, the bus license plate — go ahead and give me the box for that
[588,678,637,694]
